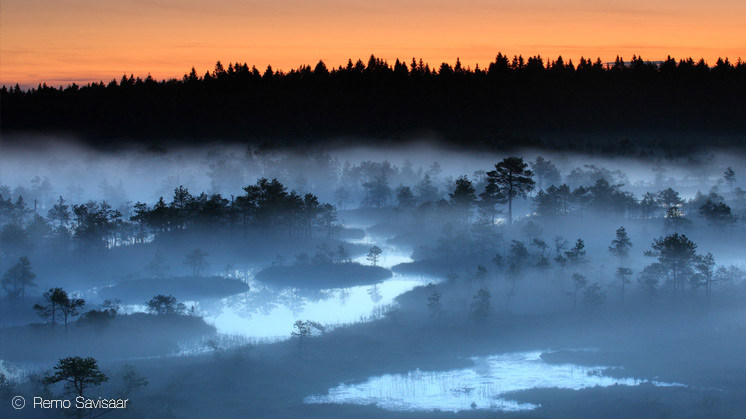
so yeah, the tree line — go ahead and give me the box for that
[425,226,743,325]
[0,177,337,257]
[1,157,741,260]
[2,156,744,322]
[1,53,745,150]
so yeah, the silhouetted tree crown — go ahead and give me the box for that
[1,256,36,298]
[44,356,108,398]
[487,157,535,225]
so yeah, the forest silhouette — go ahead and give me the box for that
[1,53,745,151]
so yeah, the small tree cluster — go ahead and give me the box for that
[33,287,85,332]
[145,294,186,315]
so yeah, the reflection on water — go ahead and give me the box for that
[345,229,413,270]
[119,230,433,341]
[190,231,429,339]
[305,350,685,412]
[200,273,432,338]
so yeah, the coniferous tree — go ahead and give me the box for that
[1,256,36,298]
[449,176,477,224]
[646,233,698,296]
[47,196,70,227]
[367,245,382,266]
[477,175,504,222]
[530,156,561,190]
[470,288,491,323]
[44,356,108,400]
[694,252,716,304]
[698,199,735,229]
[147,249,170,279]
[640,192,658,219]
[570,273,587,310]
[565,239,586,267]
[582,283,606,309]
[416,174,439,203]
[427,287,443,320]
[363,173,392,208]
[487,157,534,225]
[638,263,663,302]
[609,226,632,265]
[723,167,736,192]
[396,185,416,209]
[146,294,186,315]
[616,267,633,305]
[34,287,85,332]
[184,249,209,276]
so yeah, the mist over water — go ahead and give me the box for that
[104,228,431,340]
[305,350,685,412]
[3,137,744,210]
[1,135,745,418]
[200,273,430,338]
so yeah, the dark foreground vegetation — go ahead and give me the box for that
[2,53,745,151]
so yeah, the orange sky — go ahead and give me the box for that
[1,0,744,87]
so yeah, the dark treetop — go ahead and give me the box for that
[2,53,745,152]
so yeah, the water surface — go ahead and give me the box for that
[305,350,684,412]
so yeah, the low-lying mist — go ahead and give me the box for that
[3,135,744,208]
[1,135,745,418]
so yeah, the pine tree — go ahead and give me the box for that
[1,256,36,298]
[487,157,535,225]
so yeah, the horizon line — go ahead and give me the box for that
[2,52,744,90]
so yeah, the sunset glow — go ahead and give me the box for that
[1,0,745,87]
